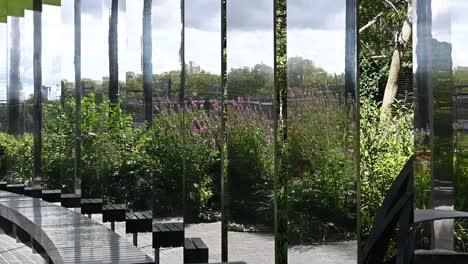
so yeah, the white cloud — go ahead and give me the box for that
[0,0,349,101]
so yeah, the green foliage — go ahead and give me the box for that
[0,133,32,183]
[288,94,356,242]
[227,102,274,227]
[360,96,413,238]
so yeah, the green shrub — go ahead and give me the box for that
[0,133,33,183]
[359,96,413,239]
[288,93,356,242]
[227,100,274,228]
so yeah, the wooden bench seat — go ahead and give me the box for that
[81,198,103,215]
[0,190,155,264]
[42,189,61,202]
[61,193,81,208]
[6,184,25,195]
[184,237,209,263]
[24,186,43,198]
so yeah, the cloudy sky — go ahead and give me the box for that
[0,0,348,100]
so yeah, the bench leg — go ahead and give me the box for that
[154,247,160,264]
[87,214,91,219]
[111,222,115,232]
[133,233,138,247]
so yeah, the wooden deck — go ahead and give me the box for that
[0,190,154,264]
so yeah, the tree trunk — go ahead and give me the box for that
[8,18,21,135]
[142,0,153,126]
[381,0,413,111]
[108,0,119,104]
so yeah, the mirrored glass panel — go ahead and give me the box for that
[414,0,468,252]
[0,23,6,180]
[151,0,184,263]
[42,2,65,191]
[184,0,222,262]
[80,0,109,199]
[3,16,27,184]
[0,23,6,133]
[227,1,275,262]
[287,0,357,262]
[452,0,468,252]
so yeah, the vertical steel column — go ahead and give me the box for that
[33,0,43,187]
[273,0,287,263]
[74,0,81,196]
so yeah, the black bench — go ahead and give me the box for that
[153,222,184,263]
[24,186,43,198]
[6,183,25,195]
[153,222,184,248]
[126,211,153,246]
[81,198,103,217]
[41,189,61,202]
[0,181,7,191]
[0,190,155,264]
[103,204,126,231]
[60,193,81,208]
[184,237,209,263]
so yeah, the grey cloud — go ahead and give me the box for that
[183,0,345,31]
[81,0,126,18]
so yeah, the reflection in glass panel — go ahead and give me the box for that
[452,0,468,252]
[0,23,6,180]
[414,0,468,252]
[0,24,6,133]
[184,0,222,263]
[287,1,357,262]
[227,1,274,262]
[3,16,27,184]
[151,1,184,263]
[80,0,110,199]
[21,11,33,139]
[42,3,64,190]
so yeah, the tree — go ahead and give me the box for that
[360,0,413,107]
[381,0,413,110]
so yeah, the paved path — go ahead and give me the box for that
[0,229,47,264]
[0,208,357,264]
[91,213,357,264]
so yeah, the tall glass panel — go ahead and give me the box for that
[21,11,33,138]
[5,16,27,183]
[0,23,7,179]
[80,0,109,199]
[226,1,275,262]
[452,0,468,252]
[125,0,144,124]
[185,0,222,262]
[287,1,357,262]
[413,0,468,252]
[151,0,184,263]
[41,2,64,191]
